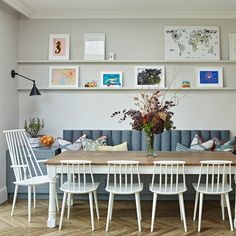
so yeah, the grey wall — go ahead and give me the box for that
[18,19,236,138]
[0,3,18,203]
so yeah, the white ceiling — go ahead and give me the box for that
[3,0,236,19]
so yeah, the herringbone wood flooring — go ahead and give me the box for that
[0,199,235,236]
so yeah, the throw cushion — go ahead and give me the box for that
[57,134,85,153]
[190,134,214,151]
[215,137,236,152]
[97,142,128,151]
[81,135,107,151]
[176,143,189,152]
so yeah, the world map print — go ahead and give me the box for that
[165,26,220,60]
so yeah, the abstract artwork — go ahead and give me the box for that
[49,34,70,60]
[49,66,79,88]
[100,71,122,87]
[165,26,220,60]
[196,67,223,88]
[135,66,165,88]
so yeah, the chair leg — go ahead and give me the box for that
[55,186,59,212]
[28,186,32,223]
[178,193,183,221]
[11,185,18,216]
[67,193,71,219]
[109,192,114,221]
[135,192,141,232]
[179,193,187,232]
[225,193,234,231]
[59,192,67,231]
[221,194,225,220]
[93,191,100,220]
[33,186,36,209]
[136,192,142,221]
[193,191,199,221]
[151,193,157,232]
[106,192,114,232]
[89,192,95,231]
[198,193,204,232]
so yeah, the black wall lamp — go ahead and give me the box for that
[11,70,41,96]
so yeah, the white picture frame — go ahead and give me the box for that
[84,33,105,61]
[196,67,223,88]
[100,71,122,88]
[49,34,70,60]
[49,66,79,88]
[134,66,165,88]
[229,33,236,60]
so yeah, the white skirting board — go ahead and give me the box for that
[0,186,7,204]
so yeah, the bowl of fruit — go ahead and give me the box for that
[40,135,54,148]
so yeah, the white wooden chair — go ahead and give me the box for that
[193,160,233,232]
[150,160,187,232]
[59,160,100,231]
[3,129,59,223]
[105,160,143,232]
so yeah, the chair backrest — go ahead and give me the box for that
[151,160,186,193]
[196,160,232,193]
[3,129,43,182]
[106,160,141,193]
[60,160,94,192]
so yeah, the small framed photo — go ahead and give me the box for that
[196,67,223,88]
[84,33,105,61]
[229,33,236,60]
[49,34,70,60]
[49,66,79,88]
[135,66,165,88]
[100,71,122,88]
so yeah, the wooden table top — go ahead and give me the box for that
[45,151,236,166]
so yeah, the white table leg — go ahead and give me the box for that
[47,165,57,228]
[234,174,236,228]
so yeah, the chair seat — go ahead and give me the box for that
[150,183,187,194]
[192,183,232,194]
[60,182,99,193]
[14,175,50,186]
[106,183,143,194]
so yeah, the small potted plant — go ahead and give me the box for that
[24,117,44,147]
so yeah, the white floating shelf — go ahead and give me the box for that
[17,59,236,64]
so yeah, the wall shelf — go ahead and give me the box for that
[17,59,236,64]
[17,87,236,92]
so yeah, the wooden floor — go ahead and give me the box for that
[0,199,235,236]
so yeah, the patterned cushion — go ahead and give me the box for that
[176,143,189,152]
[81,135,107,151]
[97,142,128,151]
[215,137,236,152]
[57,135,85,153]
[190,134,214,151]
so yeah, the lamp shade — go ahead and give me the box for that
[29,82,41,96]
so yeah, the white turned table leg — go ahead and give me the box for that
[47,165,57,228]
[234,174,236,228]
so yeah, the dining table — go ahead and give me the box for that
[45,151,236,228]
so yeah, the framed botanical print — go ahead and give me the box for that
[49,34,70,60]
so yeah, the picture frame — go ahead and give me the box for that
[49,34,70,60]
[196,67,223,88]
[84,33,105,61]
[229,33,236,60]
[49,66,79,88]
[100,71,122,88]
[134,66,165,88]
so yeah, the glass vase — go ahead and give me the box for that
[146,133,156,157]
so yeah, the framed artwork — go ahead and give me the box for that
[49,34,70,60]
[135,66,165,88]
[196,67,223,88]
[229,33,236,60]
[165,26,220,60]
[49,66,79,88]
[84,33,105,60]
[100,71,122,88]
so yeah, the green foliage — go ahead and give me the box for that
[24,117,44,138]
